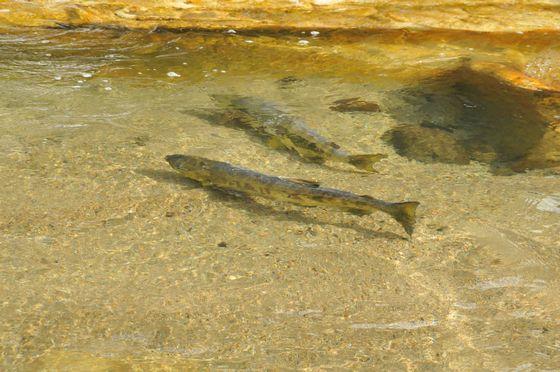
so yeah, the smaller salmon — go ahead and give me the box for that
[210,95,387,172]
[166,154,419,235]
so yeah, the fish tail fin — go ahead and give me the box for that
[347,154,388,172]
[388,201,420,236]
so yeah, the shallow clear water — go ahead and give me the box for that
[1,27,560,369]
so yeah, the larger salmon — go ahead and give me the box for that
[166,154,419,235]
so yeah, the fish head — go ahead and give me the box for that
[210,94,239,107]
[165,154,208,173]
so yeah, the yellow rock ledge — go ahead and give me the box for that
[1,1,560,32]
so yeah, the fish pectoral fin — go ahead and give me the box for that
[346,208,371,216]
[211,186,250,199]
[285,178,321,188]
[301,155,326,164]
[347,154,387,172]
[265,137,285,149]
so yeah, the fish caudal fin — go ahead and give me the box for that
[347,154,388,172]
[389,201,420,236]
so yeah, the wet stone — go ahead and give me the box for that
[536,196,560,214]
[329,97,381,113]
[133,135,150,147]
[384,65,560,173]
[382,124,470,164]
[276,76,304,88]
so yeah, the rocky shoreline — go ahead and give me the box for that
[1,1,560,32]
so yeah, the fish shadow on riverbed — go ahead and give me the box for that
[137,168,202,189]
[137,168,406,240]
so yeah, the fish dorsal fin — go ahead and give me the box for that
[360,194,376,200]
[287,178,321,188]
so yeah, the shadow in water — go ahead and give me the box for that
[137,168,202,189]
[138,168,407,240]
[383,64,560,174]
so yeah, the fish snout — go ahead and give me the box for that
[210,94,237,106]
[165,154,186,170]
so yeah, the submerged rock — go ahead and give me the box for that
[276,76,304,88]
[330,97,381,113]
[382,124,470,164]
[536,196,560,214]
[383,63,560,173]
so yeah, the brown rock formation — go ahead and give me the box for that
[1,1,560,32]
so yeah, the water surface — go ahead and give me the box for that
[1,27,559,370]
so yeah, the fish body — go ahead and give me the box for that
[166,154,419,235]
[211,95,386,172]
